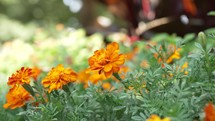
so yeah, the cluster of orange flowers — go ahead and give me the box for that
[4,67,40,109]
[4,42,126,109]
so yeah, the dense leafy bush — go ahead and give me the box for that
[1,28,215,121]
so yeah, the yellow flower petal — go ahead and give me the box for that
[105,71,113,78]
[104,64,113,72]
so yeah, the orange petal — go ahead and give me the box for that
[107,42,119,51]
[113,67,120,73]
[3,103,9,109]
[105,71,113,78]
[104,64,112,72]
[114,59,125,65]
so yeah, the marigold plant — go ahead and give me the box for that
[88,42,126,78]
[41,64,77,92]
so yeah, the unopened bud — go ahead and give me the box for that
[198,32,206,50]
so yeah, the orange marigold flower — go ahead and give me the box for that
[101,82,113,90]
[31,66,42,81]
[166,48,181,64]
[147,114,171,121]
[181,62,189,75]
[204,103,215,121]
[140,60,150,68]
[3,86,34,109]
[181,62,188,69]
[125,46,139,60]
[7,67,33,86]
[77,69,106,88]
[88,42,126,78]
[41,64,77,93]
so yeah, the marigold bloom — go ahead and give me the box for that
[181,62,188,69]
[181,62,189,75]
[102,82,112,90]
[140,60,150,68]
[204,103,215,121]
[77,69,106,88]
[88,42,126,78]
[41,64,77,93]
[147,114,171,121]
[3,86,34,109]
[31,66,41,81]
[166,48,181,64]
[125,47,139,60]
[7,67,33,86]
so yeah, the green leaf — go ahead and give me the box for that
[113,73,122,81]
[113,106,126,111]
[194,42,204,52]
[164,63,172,70]
[131,116,144,120]
[139,112,146,119]
[183,33,195,42]
[136,95,144,102]
[22,83,35,96]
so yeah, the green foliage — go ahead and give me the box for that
[1,30,215,121]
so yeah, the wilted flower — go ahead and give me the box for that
[3,86,34,109]
[88,42,126,78]
[41,64,77,93]
[204,103,215,121]
[147,114,171,121]
[7,67,33,86]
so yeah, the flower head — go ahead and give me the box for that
[31,66,42,81]
[88,42,126,78]
[3,86,34,109]
[77,69,106,88]
[204,103,215,121]
[147,114,170,121]
[166,48,181,64]
[7,67,33,86]
[41,64,77,93]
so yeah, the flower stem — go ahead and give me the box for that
[113,73,122,81]
[113,73,128,89]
